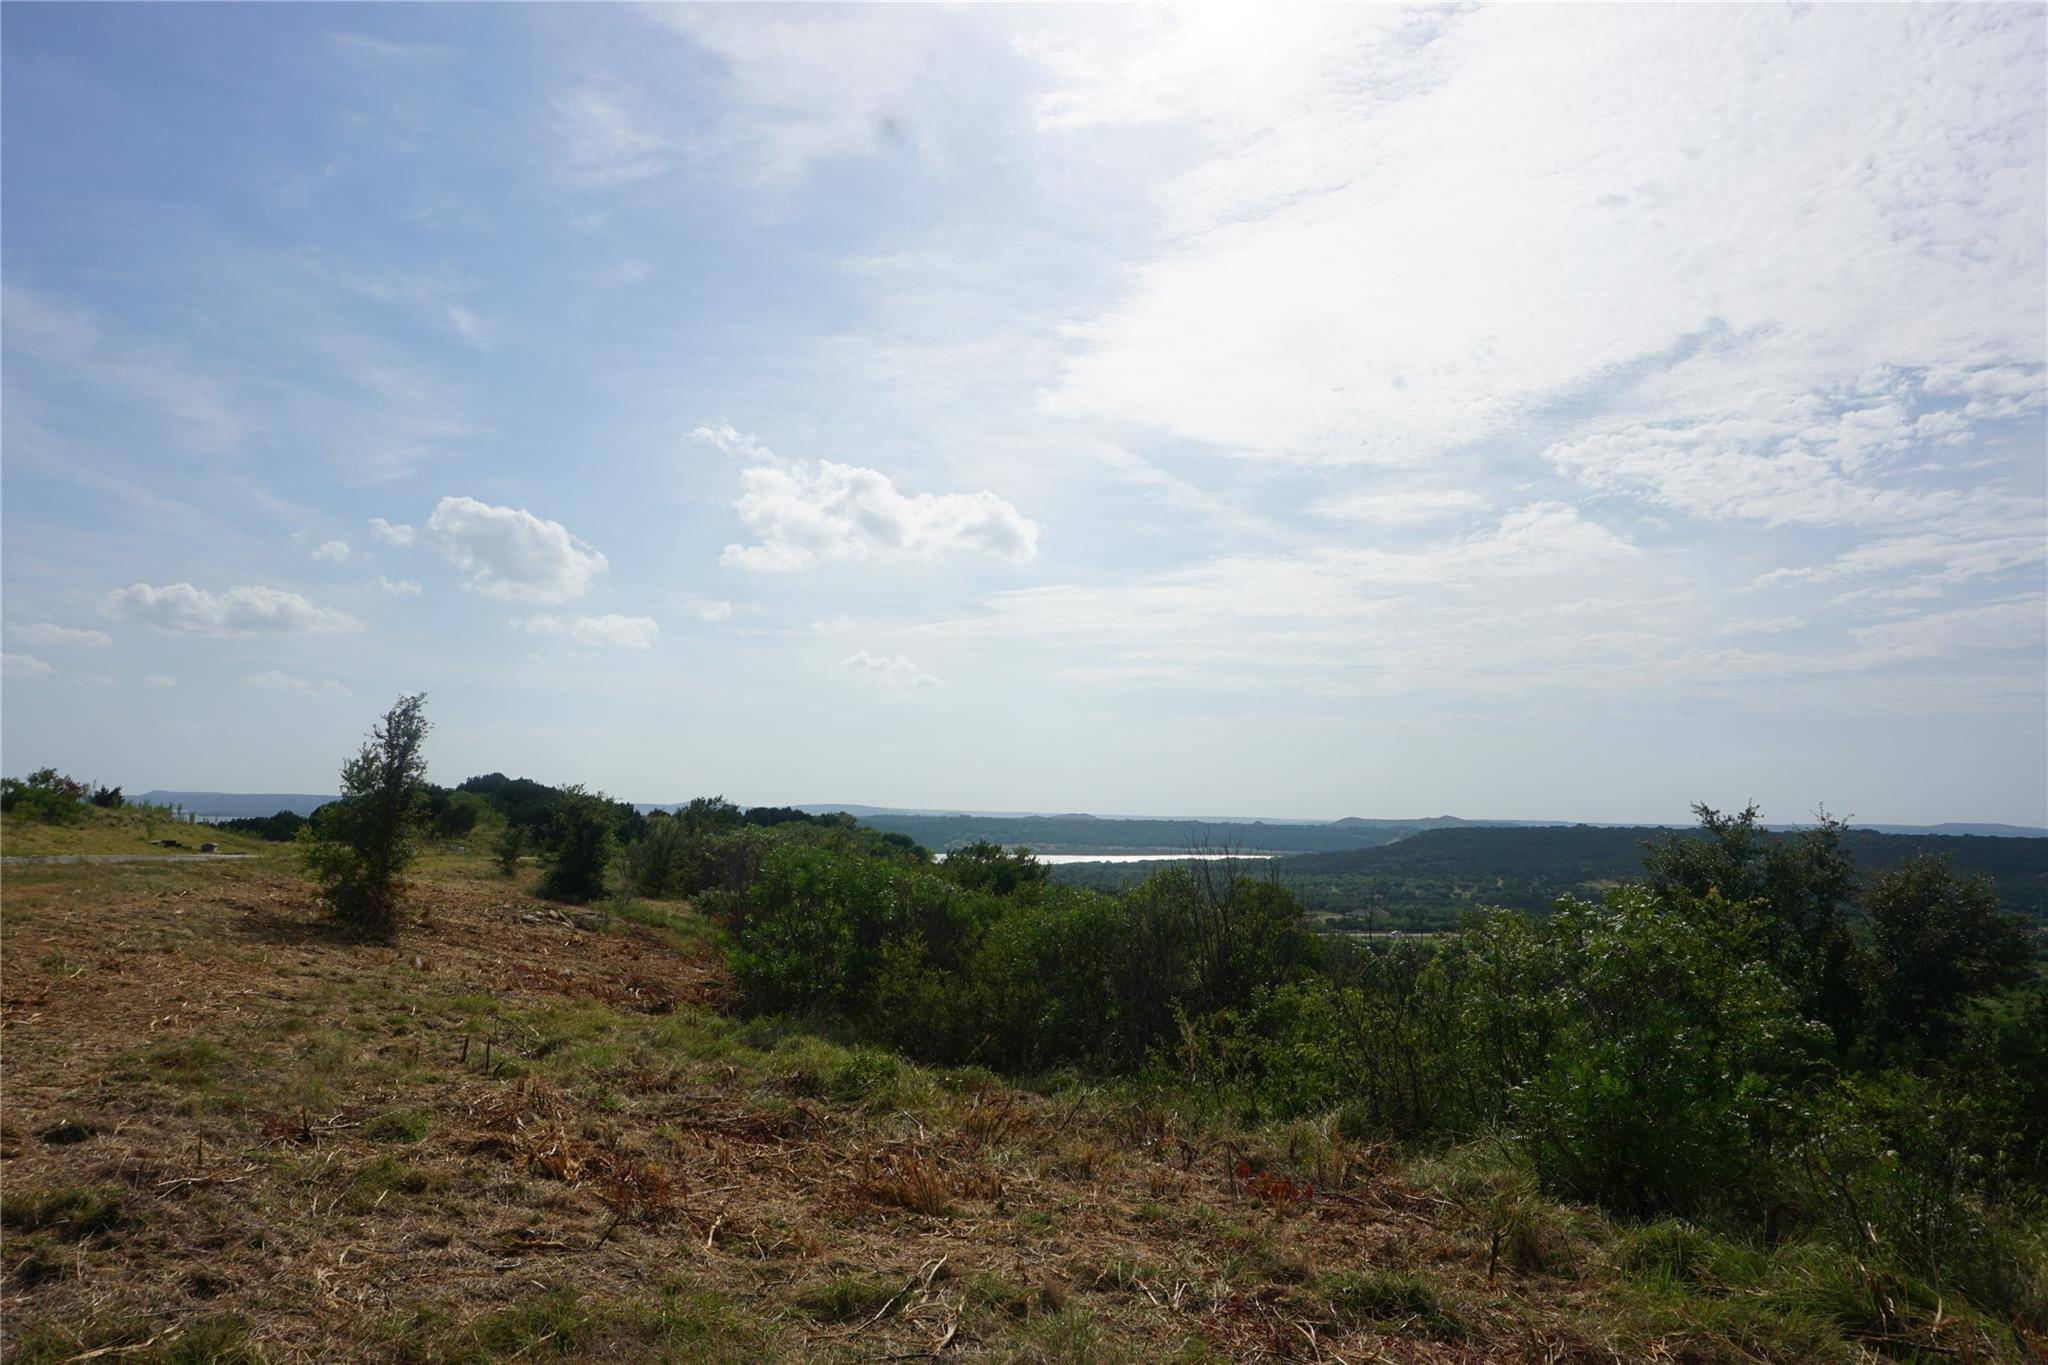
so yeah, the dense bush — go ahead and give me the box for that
[1,768,88,825]
[536,785,617,903]
[218,809,308,842]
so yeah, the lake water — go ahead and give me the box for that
[1023,853,1277,865]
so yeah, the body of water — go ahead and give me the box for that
[1023,852,1276,865]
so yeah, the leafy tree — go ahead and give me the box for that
[1643,804,1869,1050]
[299,694,431,931]
[89,784,124,809]
[536,784,616,903]
[1864,854,2031,1054]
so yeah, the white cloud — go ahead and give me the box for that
[697,427,1039,572]
[2,652,55,679]
[553,88,669,186]
[143,674,178,689]
[689,423,775,462]
[369,517,417,547]
[312,539,351,563]
[811,614,855,635]
[839,648,944,692]
[515,613,660,649]
[103,583,363,636]
[9,622,113,648]
[424,496,608,603]
[243,669,354,700]
[1035,8,2044,474]
[1721,617,1806,637]
[377,577,422,596]
[682,598,733,622]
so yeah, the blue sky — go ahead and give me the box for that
[3,4,2044,824]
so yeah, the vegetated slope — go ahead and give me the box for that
[8,854,2016,1362]
[1265,824,2048,927]
[0,806,270,860]
[853,812,1483,855]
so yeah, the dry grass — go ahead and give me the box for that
[1,855,2031,1362]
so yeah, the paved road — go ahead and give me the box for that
[1,852,258,866]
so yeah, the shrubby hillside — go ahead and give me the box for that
[1052,823,2048,931]
[7,705,2044,1359]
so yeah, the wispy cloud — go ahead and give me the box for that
[552,88,669,187]
[8,622,113,648]
[103,583,363,636]
[839,648,944,692]
[243,669,354,699]
[515,613,659,650]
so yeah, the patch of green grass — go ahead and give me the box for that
[385,1282,779,1363]
[6,1312,256,1364]
[999,1307,1126,1363]
[609,898,724,951]
[965,1270,1064,1321]
[1319,1268,1465,1340]
[1609,1217,1765,1290]
[0,1184,126,1239]
[1591,1273,1852,1364]
[127,1036,229,1087]
[343,1154,447,1214]
[795,1271,903,1323]
[363,1108,431,1143]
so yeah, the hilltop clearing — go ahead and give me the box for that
[5,850,2034,1362]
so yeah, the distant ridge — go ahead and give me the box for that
[135,791,335,819]
[130,793,2048,840]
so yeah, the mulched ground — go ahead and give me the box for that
[0,859,1695,1361]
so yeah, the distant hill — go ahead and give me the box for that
[1267,825,2048,926]
[127,792,2048,843]
[135,791,335,819]
[846,812,1499,854]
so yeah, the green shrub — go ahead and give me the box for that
[300,694,432,931]
[492,823,525,876]
[1,768,87,825]
[536,785,616,903]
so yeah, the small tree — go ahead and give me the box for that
[301,693,431,931]
[493,823,527,877]
[536,784,615,903]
